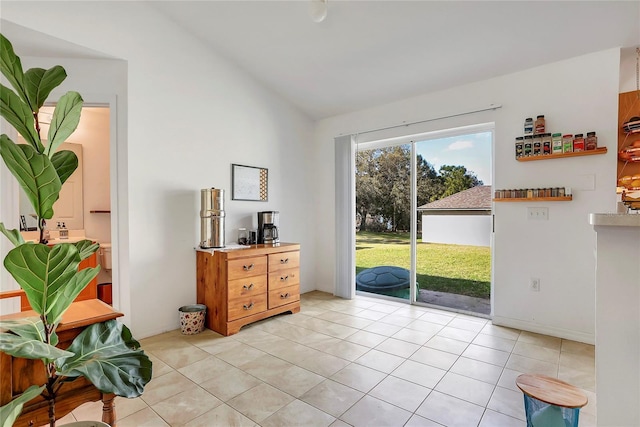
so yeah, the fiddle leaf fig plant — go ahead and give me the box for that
[0,33,152,427]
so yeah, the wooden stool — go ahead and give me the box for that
[516,374,588,427]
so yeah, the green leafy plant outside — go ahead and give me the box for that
[0,34,151,427]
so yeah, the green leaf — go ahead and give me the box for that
[56,320,152,398]
[45,92,83,157]
[0,136,61,220]
[24,66,67,112]
[50,149,78,186]
[0,222,25,247]
[0,33,32,110]
[75,240,100,261]
[3,243,97,324]
[0,385,45,427]
[0,317,45,342]
[0,333,73,361]
[0,84,41,152]
[47,266,100,325]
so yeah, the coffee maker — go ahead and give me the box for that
[258,211,279,244]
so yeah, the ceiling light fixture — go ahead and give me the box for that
[309,0,328,23]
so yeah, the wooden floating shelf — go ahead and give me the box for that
[89,210,111,213]
[494,196,573,202]
[517,147,607,162]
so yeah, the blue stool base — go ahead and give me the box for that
[523,394,580,427]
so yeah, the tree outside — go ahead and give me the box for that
[356,145,482,232]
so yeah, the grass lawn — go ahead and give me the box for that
[356,231,491,299]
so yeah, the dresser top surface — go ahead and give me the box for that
[197,243,300,258]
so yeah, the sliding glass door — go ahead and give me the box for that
[353,125,493,316]
[355,144,412,301]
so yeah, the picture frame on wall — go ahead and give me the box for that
[231,164,268,201]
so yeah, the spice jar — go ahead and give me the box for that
[573,134,585,152]
[524,135,533,156]
[552,133,563,154]
[586,131,597,150]
[533,135,542,156]
[515,136,524,158]
[524,118,534,136]
[534,115,546,134]
[542,133,552,155]
[562,134,573,153]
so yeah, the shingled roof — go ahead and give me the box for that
[418,185,492,211]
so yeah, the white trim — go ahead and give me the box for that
[0,120,20,314]
[492,315,594,345]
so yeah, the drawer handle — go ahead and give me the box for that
[280,275,289,281]
[280,258,289,264]
[243,302,254,310]
[280,292,290,299]
[243,283,254,291]
[243,263,254,271]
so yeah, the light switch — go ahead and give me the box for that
[527,207,549,220]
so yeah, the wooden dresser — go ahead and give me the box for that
[196,243,301,336]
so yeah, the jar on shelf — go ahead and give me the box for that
[586,131,597,150]
[533,135,542,155]
[542,133,552,155]
[562,134,574,153]
[534,115,546,134]
[524,135,533,156]
[515,136,524,158]
[573,134,585,152]
[552,133,563,154]
[524,118,534,136]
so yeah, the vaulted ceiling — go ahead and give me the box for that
[3,1,639,120]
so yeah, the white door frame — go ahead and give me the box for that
[0,94,128,319]
[337,122,495,312]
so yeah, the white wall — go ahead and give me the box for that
[315,48,621,343]
[422,215,491,247]
[2,2,316,338]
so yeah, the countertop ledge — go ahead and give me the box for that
[589,213,640,227]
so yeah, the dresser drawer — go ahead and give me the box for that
[268,251,299,272]
[228,275,267,300]
[228,294,268,321]
[268,285,300,309]
[228,256,268,280]
[268,267,300,291]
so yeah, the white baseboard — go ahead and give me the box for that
[492,316,594,345]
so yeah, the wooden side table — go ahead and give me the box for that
[516,373,588,427]
[0,299,123,427]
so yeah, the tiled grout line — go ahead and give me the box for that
[237,302,514,425]
[109,293,593,426]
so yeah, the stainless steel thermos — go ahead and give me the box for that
[200,188,225,248]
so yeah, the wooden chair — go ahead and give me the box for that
[0,299,122,427]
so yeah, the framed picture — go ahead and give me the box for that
[232,164,268,201]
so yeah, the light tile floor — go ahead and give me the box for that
[62,291,596,426]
